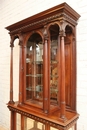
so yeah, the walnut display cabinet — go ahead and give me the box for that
[5,2,80,130]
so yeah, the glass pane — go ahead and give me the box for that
[50,40,59,104]
[26,33,43,107]
[50,127,58,130]
[16,113,21,130]
[26,118,45,130]
[49,24,59,105]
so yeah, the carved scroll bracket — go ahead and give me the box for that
[10,35,15,47]
[59,20,67,37]
[19,33,24,46]
[10,33,22,47]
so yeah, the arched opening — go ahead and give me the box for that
[65,25,73,35]
[49,24,59,40]
[26,32,43,107]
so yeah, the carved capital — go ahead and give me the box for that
[59,30,65,37]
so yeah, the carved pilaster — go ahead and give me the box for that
[18,33,24,105]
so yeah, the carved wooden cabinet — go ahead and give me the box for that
[5,2,80,130]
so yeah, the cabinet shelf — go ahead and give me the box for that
[26,60,43,64]
[26,74,58,78]
[51,60,58,64]
[26,88,42,92]
[26,86,58,93]
[26,60,58,64]
[50,75,58,78]
[50,88,58,93]
[26,74,43,77]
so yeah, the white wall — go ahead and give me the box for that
[0,0,87,130]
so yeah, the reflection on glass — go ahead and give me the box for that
[50,126,58,130]
[26,33,43,106]
[16,113,21,130]
[50,40,58,104]
[26,118,45,130]
[49,24,59,105]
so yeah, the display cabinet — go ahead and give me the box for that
[5,2,80,130]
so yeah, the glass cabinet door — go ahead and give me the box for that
[26,33,43,107]
[50,40,59,104]
[49,24,59,105]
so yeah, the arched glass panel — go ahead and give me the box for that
[26,33,43,107]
